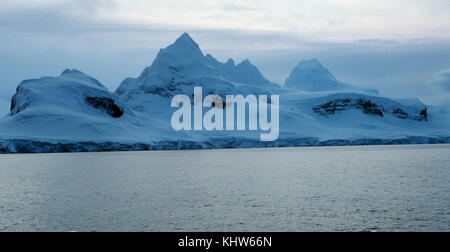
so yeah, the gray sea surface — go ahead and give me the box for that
[1,144,449,232]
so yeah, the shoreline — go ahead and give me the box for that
[2,136,450,154]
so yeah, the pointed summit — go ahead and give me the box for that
[118,33,278,98]
[225,59,235,66]
[168,32,202,53]
[285,59,344,92]
[297,58,324,69]
[285,59,378,94]
[176,32,197,45]
[138,33,214,80]
[240,59,253,66]
[205,55,278,88]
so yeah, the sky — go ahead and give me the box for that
[1,0,450,106]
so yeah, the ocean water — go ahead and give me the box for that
[1,145,450,232]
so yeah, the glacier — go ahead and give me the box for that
[1,32,450,154]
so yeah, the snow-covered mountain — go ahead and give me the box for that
[205,54,279,89]
[116,33,277,113]
[285,59,379,95]
[1,33,449,153]
[2,70,137,140]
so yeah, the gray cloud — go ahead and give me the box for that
[0,0,117,33]
[430,69,450,91]
[0,0,446,51]
[1,0,450,107]
[222,3,259,12]
[0,98,9,116]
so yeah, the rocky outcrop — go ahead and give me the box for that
[85,97,124,118]
[313,98,428,121]
[9,87,30,116]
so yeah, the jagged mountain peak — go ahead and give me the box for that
[176,32,197,45]
[239,59,253,66]
[168,32,202,52]
[137,33,214,80]
[125,33,279,97]
[204,54,278,88]
[205,54,236,67]
[156,33,205,63]
[236,59,259,71]
[226,59,235,66]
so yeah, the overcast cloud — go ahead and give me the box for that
[430,69,450,91]
[1,0,450,106]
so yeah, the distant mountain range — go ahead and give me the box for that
[1,33,450,154]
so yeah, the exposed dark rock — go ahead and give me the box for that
[142,81,187,98]
[392,108,409,119]
[10,95,17,112]
[169,66,183,73]
[9,91,30,116]
[391,108,427,121]
[85,97,124,118]
[313,98,428,121]
[420,109,428,121]
[355,99,384,117]
[313,98,384,117]
[144,87,172,97]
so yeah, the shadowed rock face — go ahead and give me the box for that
[313,98,428,121]
[9,87,31,116]
[85,97,124,118]
[10,94,21,115]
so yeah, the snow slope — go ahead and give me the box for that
[1,33,449,153]
[0,69,172,142]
